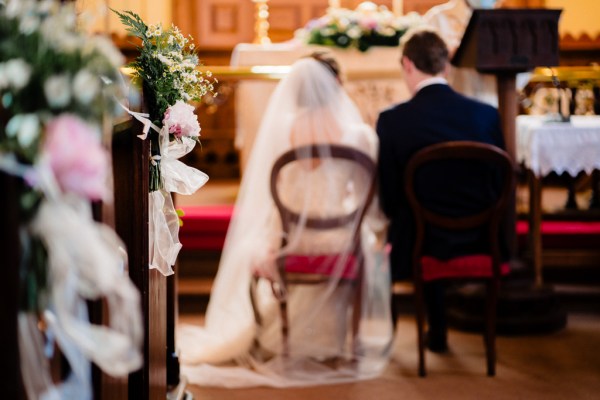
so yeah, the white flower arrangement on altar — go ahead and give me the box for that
[295,1,423,52]
[0,1,142,398]
[114,9,216,275]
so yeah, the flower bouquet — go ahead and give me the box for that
[113,9,216,191]
[0,0,142,398]
[114,9,215,275]
[296,2,423,52]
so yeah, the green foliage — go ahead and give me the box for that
[113,9,216,124]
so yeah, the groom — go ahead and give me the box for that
[376,27,506,352]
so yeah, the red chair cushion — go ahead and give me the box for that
[421,254,510,281]
[284,255,358,279]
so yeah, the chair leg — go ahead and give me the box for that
[351,270,364,360]
[485,280,498,377]
[415,280,427,377]
[281,299,289,358]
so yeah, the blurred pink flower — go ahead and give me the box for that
[358,17,378,30]
[43,114,109,200]
[163,100,200,139]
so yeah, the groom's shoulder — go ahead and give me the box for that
[379,100,411,117]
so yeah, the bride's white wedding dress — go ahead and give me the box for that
[177,57,394,388]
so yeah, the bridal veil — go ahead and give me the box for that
[177,56,393,387]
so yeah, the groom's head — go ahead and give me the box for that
[400,28,449,95]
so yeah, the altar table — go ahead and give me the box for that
[516,115,600,285]
[231,42,410,171]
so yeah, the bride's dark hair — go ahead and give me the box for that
[306,51,341,82]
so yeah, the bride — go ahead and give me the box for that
[177,53,394,388]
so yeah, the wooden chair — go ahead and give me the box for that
[252,144,376,358]
[404,141,515,377]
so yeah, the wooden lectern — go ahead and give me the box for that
[453,7,561,271]
[448,9,567,335]
[452,8,561,162]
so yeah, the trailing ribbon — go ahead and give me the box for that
[148,127,208,276]
[30,194,143,374]
[149,189,181,276]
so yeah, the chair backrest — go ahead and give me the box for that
[270,144,377,250]
[404,141,515,271]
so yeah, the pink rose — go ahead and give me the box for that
[163,100,201,139]
[43,114,109,200]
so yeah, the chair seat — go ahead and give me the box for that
[421,254,510,281]
[284,254,358,279]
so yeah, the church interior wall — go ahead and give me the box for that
[78,1,599,67]
[73,0,600,178]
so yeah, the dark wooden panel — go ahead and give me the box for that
[0,172,25,399]
[166,263,180,389]
[149,269,168,400]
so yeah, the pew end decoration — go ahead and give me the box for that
[114,9,216,275]
[0,0,143,398]
[296,1,423,52]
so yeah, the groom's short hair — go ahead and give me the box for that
[400,28,449,76]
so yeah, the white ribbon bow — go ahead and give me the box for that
[118,102,161,139]
[118,101,209,275]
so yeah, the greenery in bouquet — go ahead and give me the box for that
[0,0,125,311]
[296,2,423,52]
[113,9,217,191]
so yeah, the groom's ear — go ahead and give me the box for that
[401,56,413,74]
[443,62,451,78]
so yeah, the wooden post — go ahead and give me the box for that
[112,118,167,400]
[497,73,519,258]
[166,262,180,389]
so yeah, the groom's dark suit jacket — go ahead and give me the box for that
[376,83,507,281]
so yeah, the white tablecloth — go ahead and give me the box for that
[516,115,600,177]
[231,42,410,170]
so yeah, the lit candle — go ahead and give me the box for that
[329,0,341,9]
[393,0,403,16]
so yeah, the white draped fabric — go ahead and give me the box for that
[0,155,143,400]
[517,115,600,177]
[177,57,393,388]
